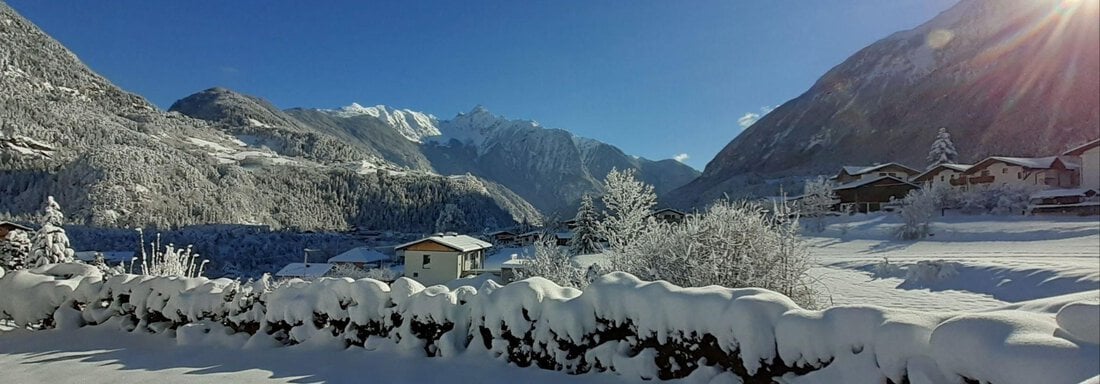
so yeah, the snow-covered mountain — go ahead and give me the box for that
[0,1,541,232]
[424,106,701,215]
[671,0,1100,207]
[329,103,441,142]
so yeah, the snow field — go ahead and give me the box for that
[1,265,1097,383]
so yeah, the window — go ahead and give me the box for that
[981,170,990,176]
[879,172,887,176]
[1002,168,1006,174]
[412,272,419,277]
[422,254,431,268]
[940,175,945,182]
[1017,172,1022,179]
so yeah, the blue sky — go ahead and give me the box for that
[9,0,957,170]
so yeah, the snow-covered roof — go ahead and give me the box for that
[0,221,32,232]
[328,247,390,264]
[487,230,515,236]
[834,175,918,191]
[396,234,492,252]
[1029,188,1097,199]
[913,163,972,181]
[517,230,544,237]
[555,232,574,240]
[838,163,920,177]
[982,156,1058,169]
[275,263,334,278]
[1063,139,1099,156]
[501,258,530,268]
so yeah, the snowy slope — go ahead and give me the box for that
[329,103,441,142]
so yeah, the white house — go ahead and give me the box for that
[397,234,493,286]
[912,163,973,191]
[1064,139,1100,191]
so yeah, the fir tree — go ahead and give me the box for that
[0,228,31,272]
[30,196,75,267]
[568,194,601,256]
[599,168,657,251]
[927,127,959,168]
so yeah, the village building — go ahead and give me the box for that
[830,163,921,184]
[327,246,391,269]
[1063,139,1100,191]
[957,156,1078,189]
[833,175,921,212]
[397,234,493,286]
[275,262,335,279]
[486,230,517,246]
[912,163,973,191]
[514,230,544,246]
[651,208,687,224]
[553,231,573,246]
[0,221,32,239]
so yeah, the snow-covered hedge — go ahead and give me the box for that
[1,264,1097,383]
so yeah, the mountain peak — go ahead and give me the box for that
[326,103,440,142]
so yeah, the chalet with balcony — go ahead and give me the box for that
[958,156,1078,189]
[912,163,973,191]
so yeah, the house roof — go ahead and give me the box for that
[275,262,334,277]
[913,163,972,182]
[555,231,574,240]
[834,175,919,191]
[837,163,921,178]
[652,208,686,216]
[517,230,544,237]
[1030,188,1097,199]
[395,234,492,252]
[0,221,33,232]
[328,247,389,264]
[487,230,515,236]
[1063,139,1100,156]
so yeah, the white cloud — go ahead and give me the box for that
[738,106,775,129]
[673,153,690,163]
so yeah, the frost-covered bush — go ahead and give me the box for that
[29,196,74,267]
[137,230,208,278]
[609,200,817,307]
[0,267,1095,384]
[328,263,399,282]
[896,188,937,240]
[958,184,1039,214]
[0,228,31,272]
[518,239,589,288]
[798,176,838,232]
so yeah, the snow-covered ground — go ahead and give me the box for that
[806,213,1100,311]
[0,325,626,384]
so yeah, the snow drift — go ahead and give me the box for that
[1,265,1096,383]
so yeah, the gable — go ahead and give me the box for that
[403,240,459,252]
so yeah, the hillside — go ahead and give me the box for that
[0,2,541,232]
[672,0,1100,207]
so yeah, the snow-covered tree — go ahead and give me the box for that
[608,199,817,307]
[30,196,75,267]
[0,229,31,272]
[896,189,937,240]
[434,203,468,233]
[799,176,839,232]
[568,194,601,256]
[599,168,657,251]
[927,127,959,169]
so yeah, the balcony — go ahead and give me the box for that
[968,175,995,184]
[949,177,968,186]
